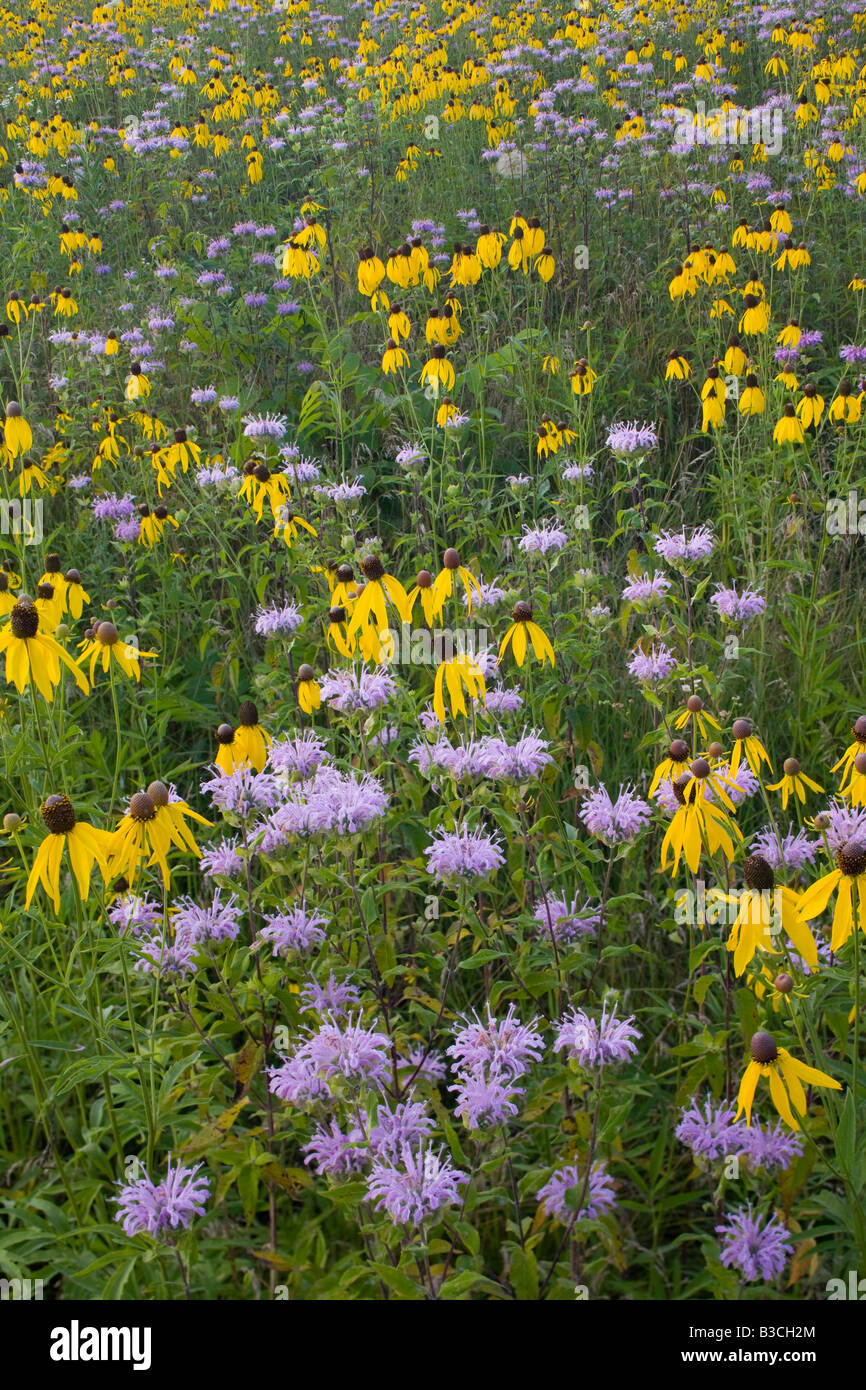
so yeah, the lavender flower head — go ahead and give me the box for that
[424,824,506,884]
[606,420,658,455]
[653,525,715,566]
[716,1206,793,1282]
[676,1094,744,1161]
[366,1144,468,1226]
[114,1157,210,1237]
[580,783,652,843]
[554,1000,641,1069]
[537,1159,616,1223]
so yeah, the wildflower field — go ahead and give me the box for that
[3,0,866,1313]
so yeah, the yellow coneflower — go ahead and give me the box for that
[108,790,175,887]
[387,305,410,343]
[724,853,816,977]
[239,460,292,522]
[146,780,210,861]
[798,837,866,951]
[419,344,455,396]
[125,363,151,401]
[297,663,321,714]
[433,651,486,722]
[234,700,272,772]
[729,718,772,777]
[357,247,386,297]
[796,383,824,429]
[35,582,63,634]
[660,763,742,877]
[273,507,317,549]
[6,292,27,325]
[4,401,32,458]
[832,716,866,791]
[63,567,90,619]
[736,1031,840,1129]
[138,504,179,549]
[25,794,113,912]
[77,620,156,683]
[54,288,78,317]
[674,694,721,743]
[381,338,409,374]
[0,573,15,616]
[773,403,805,446]
[499,600,555,668]
[668,262,696,300]
[0,599,89,701]
[766,757,823,808]
[325,603,354,658]
[723,336,747,376]
[476,224,505,269]
[739,373,765,415]
[776,319,801,348]
[665,350,690,381]
[161,428,200,474]
[570,359,596,396]
[348,554,410,635]
[407,565,443,628]
[431,547,481,617]
[828,380,862,425]
[648,737,691,797]
[739,293,769,335]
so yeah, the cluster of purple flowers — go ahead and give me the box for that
[447,1005,544,1129]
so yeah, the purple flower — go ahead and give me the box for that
[606,420,658,454]
[628,642,677,683]
[366,1144,468,1226]
[318,667,396,713]
[448,1070,525,1127]
[676,1094,744,1160]
[710,583,766,625]
[254,600,303,637]
[537,1159,616,1223]
[298,973,361,1019]
[740,1117,804,1172]
[621,571,671,605]
[199,837,244,878]
[554,1001,641,1068]
[200,764,281,819]
[532,894,600,941]
[749,824,818,871]
[579,783,652,843]
[242,411,287,440]
[268,730,329,779]
[114,1158,210,1237]
[257,905,329,956]
[369,1100,436,1157]
[716,1206,793,1282]
[172,887,241,943]
[519,522,569,554]
[824,799,866,852]
[303,1120,367,1177]
[653,525,715,565]
[132,926,199,981]
[424,824,505,883]
[448,1005,543,1079]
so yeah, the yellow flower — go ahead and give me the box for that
[431,547,481,617]
[405,569,439,627]
[499,600,555,668]
[238,461,292,522]
[828,382,862,425]
[25,794,113,912]
[659,763,742,877]
[648,737,691,798]
[77,620,156,683]
[738,374,765,415]
[234,701,272,772]
[297,663,321,714]
[798,839,866,952]
[831,715,866,791]
[729,718,772,777]
[348,554,410,635]
[433,651,486,722]
[63,568,90,619]
[673,695,721,743]
[357,248,385,297]
[765,757,823,808]
[0,600,89,701]
[125,366,151,401]
[570,359,596,396]
[4,401,32,458]
[724,854,817,976]
[665,351,691,381]
[381,339,409,374]
[739,294,769,335]
[108,789,177,888]
[419,345,455,395]
[795,385,824,429]
[736,1031,840,1130]
[773,404,805,446]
